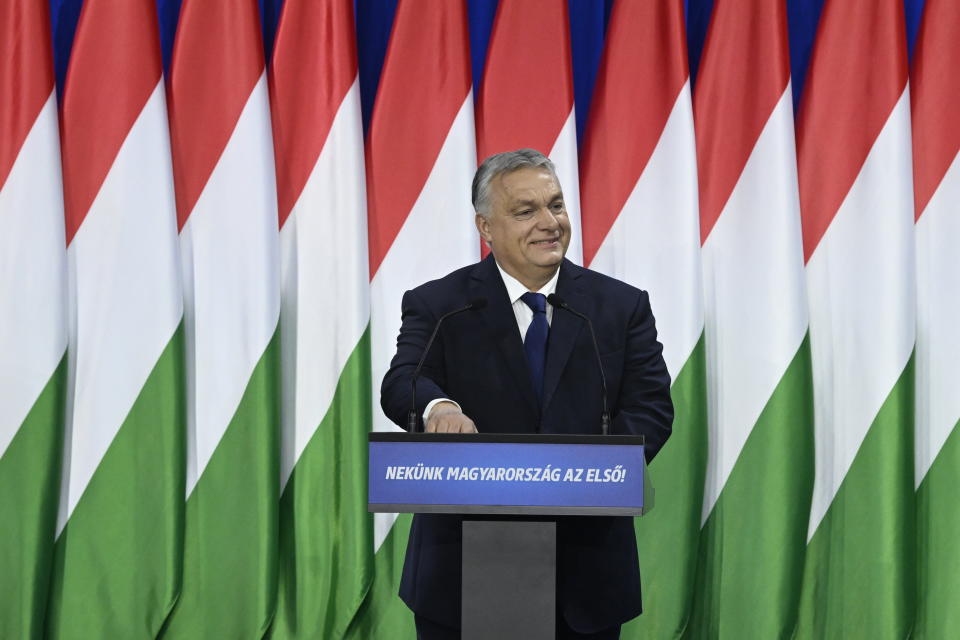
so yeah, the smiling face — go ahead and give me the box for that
[475,167,571,291]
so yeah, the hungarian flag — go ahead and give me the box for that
[0,0,67,636]
[796,0,916,637]
[912,0,960,636]
[352,0,479,636]
[45,0,186,636]
[690,0,814,636]
[269,0,373,636]
[476,0,583,263]
[578,1,706,637]
[162,0,280,635]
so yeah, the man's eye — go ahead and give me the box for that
[551,202,565,212]
[515,210,534,219]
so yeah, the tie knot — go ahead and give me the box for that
[521,292,547,314]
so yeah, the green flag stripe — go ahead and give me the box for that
[345,513,415,640]
[623,333,707,640]
[687,336,814,639]
[0,355,66,640]
[45,325,185,640]
[796,358,915,640]
[270,329,374,640]
[160,328,280,639]
[914,419,959,639]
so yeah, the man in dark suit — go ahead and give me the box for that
[381,149,674,639]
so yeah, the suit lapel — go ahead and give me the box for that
[469,256,540,419]
[542,259,585,414]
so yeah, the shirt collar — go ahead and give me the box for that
[495,260,560,304]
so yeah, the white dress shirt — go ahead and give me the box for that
[422,261,561,423]
[495,260,559,336]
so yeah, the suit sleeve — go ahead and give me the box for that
[613,290,674,462]
[380,288,451,430]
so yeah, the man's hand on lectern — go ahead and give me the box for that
[426,401,478,434]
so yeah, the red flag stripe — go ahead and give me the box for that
[365,0,471,278]
[796,0,908,261]
[693,0,791,245]
[60,0,162,245]
[168,0,265,230]
[579,0,689,266]
[476,0,573,161]
[911,0,960,220]
[0,0,54,191]
[270,0,357,229]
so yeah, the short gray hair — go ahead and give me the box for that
[472,149,558,218]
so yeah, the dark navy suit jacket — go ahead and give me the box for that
[380,255,674,633]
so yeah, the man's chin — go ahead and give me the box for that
[530,252,564,269]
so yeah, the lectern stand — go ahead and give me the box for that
[368,433,650,640]
[461,519,555,639]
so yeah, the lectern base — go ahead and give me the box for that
[462,520,556,640]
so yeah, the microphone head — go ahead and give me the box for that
[546,293,566,308]
[469,297,488,310]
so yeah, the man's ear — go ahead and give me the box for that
[475,213,492,245]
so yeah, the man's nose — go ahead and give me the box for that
[535,206,560,229]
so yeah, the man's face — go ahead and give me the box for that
[476,167,571,287]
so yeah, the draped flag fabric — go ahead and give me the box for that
[911,1,960,637]
[269,0,373,637]
[579,1,705,637]
[0,1,67,637]
[45,0,185,636]
[796,1,917,637]
[356,0,479,636]
[689,0,813,637]
[477,0,583,264]
[5,0,958,637]
[162,0,280,636]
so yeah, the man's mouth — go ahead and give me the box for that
[531,237,560,247]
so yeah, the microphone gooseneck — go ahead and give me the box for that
[408,298,488,432]
[546,293,611,435]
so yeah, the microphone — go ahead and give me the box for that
[546,293,611,435]
[408,297,488,432]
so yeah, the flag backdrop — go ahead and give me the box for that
[1,0,953,637]
[44,0,186,637]
[162,0,281,637]
[911,2,960,638]
[0,1,67,637]
[689,0,813,637]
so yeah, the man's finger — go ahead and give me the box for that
[451,418,476,434]
[424,411,477,434]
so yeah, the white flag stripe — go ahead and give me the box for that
[279,79,368,490]
[547,110,583,266]
[590,82,703,380]
[180,72,280,496]
[915,150,960,486]
[701,85,808,522]
[370,93,480,549]
[0,93,66,456]
[57,81,182,533]
[806,89,916,538]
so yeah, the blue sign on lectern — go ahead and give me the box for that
[368,433,651,516]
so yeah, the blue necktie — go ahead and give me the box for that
[521,292,549,405]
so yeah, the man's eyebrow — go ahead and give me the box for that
[510,194,563,210]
